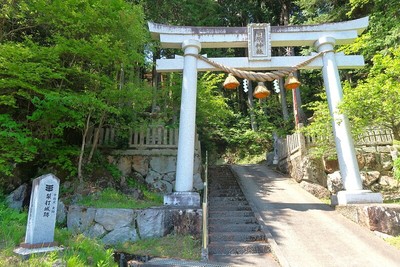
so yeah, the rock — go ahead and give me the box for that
[366,206,400,236]
[117,157,133,176]
[193,173,204,191]
[300,181,331,199]
[122,188,144,200]
[390,148,398,161]
[101,226,138,245]
[303,157,327,187]
[56,200,67,223]
[379,176,399,188]
[170,209,202,238]
[132,156,149,176]
[362,147,377,153]
[67,206,96,234]
[356,154,366,170]
[377,146,392,153]
[360,171,380,187]
[94,208,134,231]
[163,172,175,182]
[84,223,106,238]
[323,157,339,174]
[153,180,173,193]
[327,171,344,194]
[150,156,176,174]
[136,209,166,238]
[131,172,146,184]
[380,153,393,171]
[289,158,302,183]
[145,170,162,185]
[364,153,378,170]
[193,153,201,172]
[266,152,275,166]
[6,183,28,211]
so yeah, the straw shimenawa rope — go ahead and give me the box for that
[185,50,334,82]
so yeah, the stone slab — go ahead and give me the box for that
[14,246,64,259]
[25,174,60,245]
[337,190,383,205]
[163,192,200,207]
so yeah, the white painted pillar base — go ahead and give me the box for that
[315,37,382,204]
[175,39,201,192]
[332,190,383,205]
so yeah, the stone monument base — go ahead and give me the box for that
[336,190,383,205]
[164,192,201,207]
[14,246,64,260]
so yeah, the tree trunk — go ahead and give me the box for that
[78,113,91,183]
[279,78,289,120]
[87,112,106,163]
[247,81,258,131]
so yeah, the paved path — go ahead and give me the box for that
[231,164,400,267]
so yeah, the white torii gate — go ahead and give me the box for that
[149,17,383,206]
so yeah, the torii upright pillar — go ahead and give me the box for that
[164,40,201,207]
[315,37,382,204]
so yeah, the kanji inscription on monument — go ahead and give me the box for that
[22,173,60,247]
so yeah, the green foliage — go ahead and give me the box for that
[300,93,336,158]
[0,0,150,182]
[0,114,37,176]
[341,47,400,140]
[117,234,201,261]
[394,158,400,182]
[221,114,273,163]
[0,199,27,249]
[77,188,163,209]
[344,0,400,61]
[385,235,400,250]
[62,234,116,267]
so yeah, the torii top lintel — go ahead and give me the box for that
[148,17,368,49]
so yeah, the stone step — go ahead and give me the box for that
[208,185,240,190]
[209,200,249,206]
[208,205,252,211]
[209,186,241,191]
[208,196,247,202]
[208,190,244,197]
[209,232,266,242]
[208,241,271,255]
[209,224,261,232]
[209,210,255,218]
[209,216,258,225]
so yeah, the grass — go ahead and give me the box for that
[231,152,266,165]
[116,234,202,261]
[384,199,400,204]
[77,187,163,209]
[0,194,200,266]
[385,236,400,249]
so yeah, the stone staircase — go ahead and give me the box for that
[207,166,270,255]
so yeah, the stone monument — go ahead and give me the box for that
[14,173,63,258]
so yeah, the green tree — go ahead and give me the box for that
[341,47,400,140]
[0,0,150,181]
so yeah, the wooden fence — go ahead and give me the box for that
[128,126,179,148]
[86,125,199,150]
[277,127,394,161]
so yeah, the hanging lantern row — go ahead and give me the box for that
[222,72,301,99]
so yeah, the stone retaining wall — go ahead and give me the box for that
[336,204,400,236]
[109,150,203,194]
[67,205,202,245]
[279,144,399,198]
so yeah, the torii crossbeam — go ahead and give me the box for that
[149,17,383,206]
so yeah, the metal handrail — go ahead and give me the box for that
[201,151,209,261]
